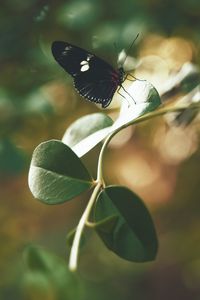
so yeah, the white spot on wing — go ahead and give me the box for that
[63,45,72,55]
[81,64,89,72]
[80,60,87,65]
[87,54,93,61]
[65,46,72,50]
[80,60,90,72]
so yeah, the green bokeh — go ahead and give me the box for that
[0,0,200,299]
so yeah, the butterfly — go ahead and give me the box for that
[51,41,130,108]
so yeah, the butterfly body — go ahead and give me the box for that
[52,41,125,108]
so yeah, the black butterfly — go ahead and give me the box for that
[51,41,128,108]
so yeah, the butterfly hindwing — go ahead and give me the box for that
[51,41,123,107]
[74,75,118,108]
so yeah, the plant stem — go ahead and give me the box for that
[69,100,200,271]
[69,181,102,272]
[97,102,200,181]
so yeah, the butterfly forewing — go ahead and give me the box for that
[51,41,123,107]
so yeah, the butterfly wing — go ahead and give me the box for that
[73,57,120,108]
[73,75,118,108]
[51,41,120,107]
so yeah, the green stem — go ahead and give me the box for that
[69,181,102,272]
[69,100,200,271]
[97,102,200,181]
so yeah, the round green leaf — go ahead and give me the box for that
[62,112,113,147]
[62,82,161,158]
[116,80,161,128]
[28,140,93,204]
[94,186,158,262]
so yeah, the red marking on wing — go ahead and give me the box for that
[111,70,121,84]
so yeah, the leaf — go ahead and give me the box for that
[94,215,119,233]
[0,138,26,176]
[180,64,200,93]
[173,105,199,126]
[164,84,200,127]
[115,80,161,128]
[71,126,112,157]
[24,90,54,115]
[161,62,200,101]
[93,215,119,249]
[23,244,55,273]
[62,112,113,147]
[0,88,14,118]
[65,81,161,157]
[28,140,93,204]
[22,245,83,300]
[94,186,158,262]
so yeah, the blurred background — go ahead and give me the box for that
[0,0,200,299]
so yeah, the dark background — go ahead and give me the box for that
[0,0,200,299]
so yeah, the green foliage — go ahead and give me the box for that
[28,140,93,204]
[28,82,162,271]
[63,81,161,158]
[62,112,113,148]
[24,90,54,115]
[0,0,200,298]
[57,0,101,30]
[22,245,84,300]
[94,186,158,262]
[0,138,26,176]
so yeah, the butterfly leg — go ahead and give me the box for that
[117,86,130,107]
[123,73,143,82]
[125,74,135,82]
[127,73,145,82]
[119,84,136,104]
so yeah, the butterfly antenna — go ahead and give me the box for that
[121,33,139,67]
